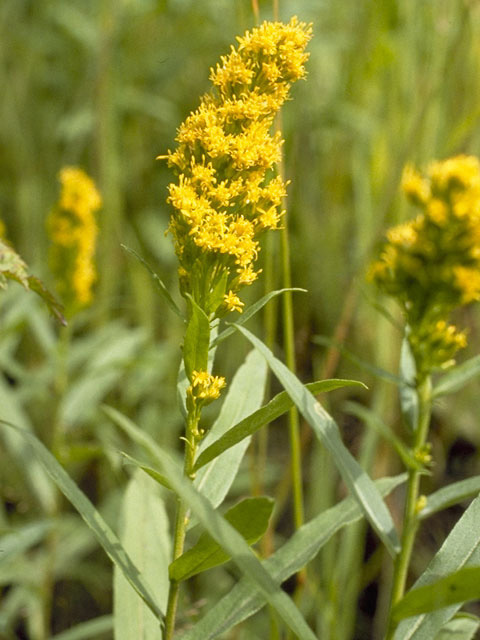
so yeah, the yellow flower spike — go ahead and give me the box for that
[48,167,101,315]
[161,17,311,318]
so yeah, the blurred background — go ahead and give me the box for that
[1,1,480,638]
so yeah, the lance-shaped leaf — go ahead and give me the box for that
[121,244,183,319]
[210,288,306,349]
[2,422,164,621]
[436,614,480,640]
[177,474,406,640]
[419,476,480,520]
[170,497,274,582]
[392,567,480,623]
[195,378,366,471]
[138,447,317,640]
[234,324,400,557]
[183,295,210,380]
[394,494,480,639]
[433,355,480,397]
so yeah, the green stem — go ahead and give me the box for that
[386,374,432,638]
[164,407,200,640]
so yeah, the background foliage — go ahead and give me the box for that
[1,1,480,638]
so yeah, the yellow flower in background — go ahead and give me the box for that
[160,17,312,318]
[370,155,480,375]
[48,167,101,314]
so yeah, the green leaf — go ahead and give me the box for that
[2,421,164,621]
[436,614,480,640]
[183,295,210,380]
[419,476,480,520]
[433,355,480,397]
[210,288,306,349]
[195,378,366,471]
[343,401,422,471]
[194,349,267,508]
[114,471,170,640]
[170,497,274,582]
[121,452,171,491]
[139,448,317,640]
[394,494,480,639]
[177,474,406,640]
[0,520,53,565]
[50,616,113,640]
[393,567,480,622]
[121,244,183,319]
[0,239,29,289]
[26,275,66,326]
[0,377,56,513]
[399,333,418,431]
[313,335,407,387]
[234,325,400,557]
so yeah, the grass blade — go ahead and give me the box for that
[50,616,113,640]
[234,324,400,557]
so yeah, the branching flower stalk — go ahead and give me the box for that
[370,155,480,637]
[159,18,311,639]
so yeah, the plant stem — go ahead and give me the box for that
[386,374,432,638]
[163,407,200,640]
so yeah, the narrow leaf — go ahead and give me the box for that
[178,474,406,640]
[2,422,164,620]
[210,288,306,349]
[139,448,317,640]
[121,244,183,318]
[436,614,480,640]
[195,379,366,471]
[399,333,418,431]
[343,401,422,471]
[183,295,210,380]
[393,567,480,622]
[419,476,480,520]
[433,355,480,397]
[170,497,274,582]
[313,334,407,387]
[114,471,170,639]
[121,452,171,491]
[50,616,113,640]
[394,494,480,639]
[194,349,267,508]
[234,325,400,557]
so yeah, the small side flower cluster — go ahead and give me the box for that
[186,370,226,413]
[370,155,480,376]
[47,167,101,315]
[161,17,312,317]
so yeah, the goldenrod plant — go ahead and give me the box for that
[370,155,480,638]
[2,4,480,640]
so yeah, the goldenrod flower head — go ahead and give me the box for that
[401,164,430,206]
[187,370,227,408]
[161,18,311,317]
[223,290,244,313]
[371,155,480,375]
[48,167,101,314]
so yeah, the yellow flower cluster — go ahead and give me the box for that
[161,17,312,317]
[370,155,480,375]
[186,370,227,410]
[48,167,101,314]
